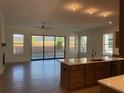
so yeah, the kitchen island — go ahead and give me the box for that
[98,75,124,93]
[58,57,124,90]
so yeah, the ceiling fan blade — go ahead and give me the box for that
[31,26,42,29]
[31,22,53,30]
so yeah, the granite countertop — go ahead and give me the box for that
[57,57,124,66]
[98,75,124,93]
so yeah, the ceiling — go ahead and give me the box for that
[0,0,119,31]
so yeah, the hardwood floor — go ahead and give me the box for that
[0,60,100,93]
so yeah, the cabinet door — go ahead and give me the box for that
[61,64,85,89]
[120,61,124,74]
[96,62,111,80]
[69,65,85,89]
[85,64,96,85]
[60,63,70,89]
[70,70,84,89]
[111,61,121,76]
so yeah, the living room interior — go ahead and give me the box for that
[0,0,124,93]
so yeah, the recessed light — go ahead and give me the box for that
[89,9,94,14]
[109,21,112,24]
[103,14,107,17]
[98,12,112,17]
[63,3,82,12]
[72,7,76,11]
[84,8,99,15]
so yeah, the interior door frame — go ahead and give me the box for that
[31,34,66,61]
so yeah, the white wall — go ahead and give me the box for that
[0,10,2,74]
[0,10,5,75]
[5,25,79,63]
[78,26,119,58]
[5,21,119,63]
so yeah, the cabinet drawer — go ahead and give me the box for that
[85,64,95,69]
[96,62,111,66]
[70,65,84,71]
[70,71,84,78]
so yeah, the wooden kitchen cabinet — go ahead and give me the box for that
[120,61,124,74]
[61,63,69,89]
[111,61,121,76]
[60,58,124,90]
[70,70,84,89]
[60,63,85,89]
[61,62,111,89]
[111,60,124,76]
[85,64,96,86]
[96,62,111,80]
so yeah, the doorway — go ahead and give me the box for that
[31,35,65,60]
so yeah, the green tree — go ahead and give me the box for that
[56,41,63,49]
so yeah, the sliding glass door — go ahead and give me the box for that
[32,36,43,60]
[31,35,65,60]
[44,36,55,59]
[55,37,65,58]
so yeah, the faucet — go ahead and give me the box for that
[91,50,96,60]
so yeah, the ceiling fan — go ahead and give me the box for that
[33,22,53,30]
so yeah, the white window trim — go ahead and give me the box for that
[103,33,113,56]
[80,36,87,53]
[69,36,76,53]
[13,34,24,54]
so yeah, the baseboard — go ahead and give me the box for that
[6,61,30,64]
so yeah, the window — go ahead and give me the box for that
[69,36,76,52]
[13,34,24,54]
[103,33,113,55]
[32,36,43,59]
[80,36,87,53]
[31,35,65,60]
